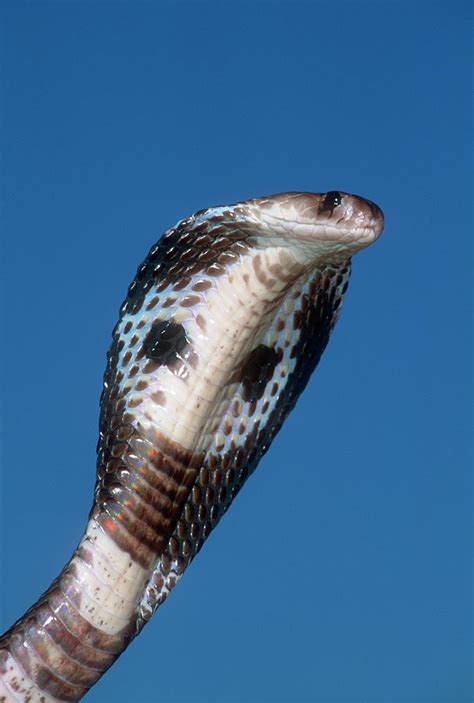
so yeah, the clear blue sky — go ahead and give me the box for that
[1,3,471,702]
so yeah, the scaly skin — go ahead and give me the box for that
[0,191,384,702]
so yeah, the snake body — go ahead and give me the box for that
[0,191,384,701]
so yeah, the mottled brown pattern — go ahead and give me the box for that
[46,588,131,653]
[94,426,202,568]
[34,606,113,669]
[0,561,134,701]
[9,632,88,701]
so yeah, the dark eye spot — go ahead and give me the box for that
[143,320,189,366]
[320,191,342,213]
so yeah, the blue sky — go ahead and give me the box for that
[0,2,471,702]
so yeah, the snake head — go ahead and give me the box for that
[242,191,384,263]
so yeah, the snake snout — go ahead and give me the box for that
[335,193,384,240]
[364,198,384,239]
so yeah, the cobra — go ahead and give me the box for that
[0,191,384,701]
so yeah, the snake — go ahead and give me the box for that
[0,190,384,702]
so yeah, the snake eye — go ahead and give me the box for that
[321,191,342,213]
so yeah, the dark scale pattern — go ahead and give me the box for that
[136,261,352,627]
[95,207,254,470]
[238,344,280,402]
[92,426,203,569]
[94,207,256,567]
[121,207,252,317]
[142,320,189,366]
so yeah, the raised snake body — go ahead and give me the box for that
[0,191,384,701]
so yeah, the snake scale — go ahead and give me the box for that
[0,191,384,701]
